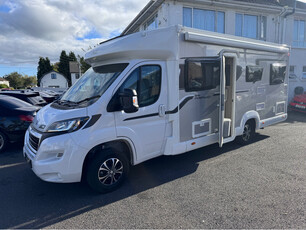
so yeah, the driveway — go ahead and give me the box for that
[0,111,305,229]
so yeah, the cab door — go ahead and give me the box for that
[112,61,167,163]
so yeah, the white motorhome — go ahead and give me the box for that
[24,26,289,193]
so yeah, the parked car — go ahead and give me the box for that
[0,95,38,152]
[28,89,62,104]
[39,91,57,103]
[289,93,306,113]
[0,90,47,107]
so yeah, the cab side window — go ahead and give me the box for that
[108,65,161,111]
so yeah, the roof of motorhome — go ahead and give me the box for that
[85,26,289,65]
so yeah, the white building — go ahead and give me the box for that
[122,0,306,101]
[40,70,68,88]
[0,78,10,87]
[69,61,82,85]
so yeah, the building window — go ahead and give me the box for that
[289,66,295,74]
[143,14,158,31]
[51,73,57,79]
[303,66,306,79]
[235,13,266,40]
[75,73,80,79]
[293,19,306,47]
[183,7,225,33]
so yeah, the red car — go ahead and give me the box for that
[290,93,306,113]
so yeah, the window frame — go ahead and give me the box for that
[143,13,158,31]
[110,64,162,111]
[246,65,263,83]
[184,58,221,92]
[51,73,57,79]
[293,19,306,48]
[235,13,266,40]
[269,63,286,85]
[183,6,225,33]
[302,66,306,79]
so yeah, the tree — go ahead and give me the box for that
[0,84,9,89]
[69,51,77,62]
[3,72,37,89]
[58,50,79,86]
[37,57,53,86]
[22,76,37,88]
[52,62,60,72]
[78,55,91,73]
[4,72,23,89]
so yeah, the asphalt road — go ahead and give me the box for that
[0,111,305,229]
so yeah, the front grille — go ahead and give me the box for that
[29,133,39,152]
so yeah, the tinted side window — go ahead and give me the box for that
[246,65,263,83]
[139,66,161,107]
[111,65,161,110]
[185,60,220,91]
[270,63,286,85]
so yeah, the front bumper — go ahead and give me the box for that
[23,127,88,183]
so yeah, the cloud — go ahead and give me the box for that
[0,0,149,71]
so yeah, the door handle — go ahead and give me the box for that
[159,104,166,117]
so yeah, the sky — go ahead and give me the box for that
[0,0,150,77]
[1,0,306,78]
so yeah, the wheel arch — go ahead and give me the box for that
[81,138,135,181]
[236,111,260,136]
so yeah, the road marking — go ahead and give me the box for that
[0,162,26,169]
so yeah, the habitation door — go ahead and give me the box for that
[181,58,222,142]
[113,61,167,163]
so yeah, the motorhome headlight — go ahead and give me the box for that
[46,117,89,133]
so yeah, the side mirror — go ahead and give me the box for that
[119,89,139,113]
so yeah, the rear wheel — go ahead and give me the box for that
[0,131,8,153]
[86,149,129,193]
[236,120,255,145]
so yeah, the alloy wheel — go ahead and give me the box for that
[242,124,251,141]
[98,158,123,186]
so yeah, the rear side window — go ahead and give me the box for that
[185,60,220,91]
[270,63,286,85]
[246,65,263,83]
[120,65,161,107]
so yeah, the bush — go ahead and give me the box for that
[0,84,9,89]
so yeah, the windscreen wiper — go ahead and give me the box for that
[56,99,78,107]
[76,95,101,104]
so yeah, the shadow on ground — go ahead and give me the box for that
[0,133,269,229]
[284,110,306,123]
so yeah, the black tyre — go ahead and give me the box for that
[0,131,8,153]
[236,120,255,145]
[86,149,129,193]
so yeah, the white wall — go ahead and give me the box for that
[0,80,10,87]
[40,71,68,88]
[71,73,82,86]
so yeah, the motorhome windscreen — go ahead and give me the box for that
[59,63,128,106]
[185,60,220,91]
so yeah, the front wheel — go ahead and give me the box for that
[236,120,255,145]
[86,149,129,193]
